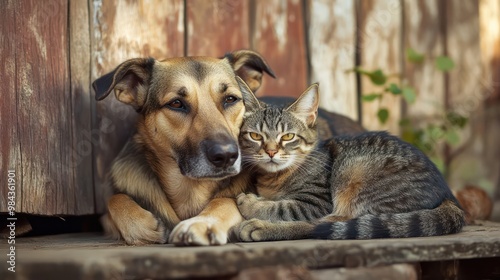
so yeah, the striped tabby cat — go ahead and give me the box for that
[234,80,465,241]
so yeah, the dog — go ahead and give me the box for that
[93,50,365,246]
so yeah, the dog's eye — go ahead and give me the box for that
[249,132,263,141]
[281,133,295,141]
[224,96,238,105]
[166,99,186,110]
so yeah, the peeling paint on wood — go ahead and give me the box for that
[186,0,250,56]
[308,0,358,120]
[403,0,445,121]
[358,0,402,134]
[252,0,308,96]
[90,0,185,213]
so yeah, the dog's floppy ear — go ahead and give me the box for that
[235,76,262,115]
[224,50,276,92]
[92,58,155,111]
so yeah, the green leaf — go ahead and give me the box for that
[428,125,445,140]
[353,67,387,85]
[362,93,382,102]
[368,69,387,85]
[377,108,389,124]
[435,56,455,71]
[402,87,416,103]
[399,117,411,127]
[445,130,460,145]
[446,112,468,128]
[406,48,425,63]
[387,83,402,95]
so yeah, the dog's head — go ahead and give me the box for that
[93,50,275,180]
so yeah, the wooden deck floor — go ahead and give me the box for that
[2,221,500,279]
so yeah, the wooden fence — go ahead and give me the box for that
[1,0,499,216]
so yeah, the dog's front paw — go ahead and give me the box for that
[107,194,168,245]
[236,218,274,242]
[112,208,168,245]
[236,193,265,219]
[169,217,227,246]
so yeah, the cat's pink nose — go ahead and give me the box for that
[266,149,278,158]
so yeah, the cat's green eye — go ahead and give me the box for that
[249,132,263,141]
[281,133,295,141]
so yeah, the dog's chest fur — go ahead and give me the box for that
[161,169,218,220]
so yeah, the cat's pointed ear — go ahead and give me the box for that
[236,76,262,114]
[286,83,319,127]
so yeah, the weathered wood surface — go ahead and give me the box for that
[90,0,185,213]
[402,0,445,121]
[0,0,75,215]
[307,0,358,120]
[252,0,308,96]
[479,0,500,204]
[2,222,500,279]
[445,0,493,194]
[69,0,94,215]
[2,0,499,218]
[186,0,250,57]
[358,0,402,134]
[0,1,21,212]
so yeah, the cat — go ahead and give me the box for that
[233,80,465,241]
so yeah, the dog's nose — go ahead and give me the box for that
[205,140,239,169]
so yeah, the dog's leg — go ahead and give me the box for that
[169,198,243,246]
[107,194,168,245]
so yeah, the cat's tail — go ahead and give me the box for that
[312,200,465,239]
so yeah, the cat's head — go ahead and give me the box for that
[236,77,319,173]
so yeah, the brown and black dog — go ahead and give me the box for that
[93,50,364,246]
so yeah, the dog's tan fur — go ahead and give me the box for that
[94,50,275,245]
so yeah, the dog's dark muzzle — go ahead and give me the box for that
[202,137,239,169]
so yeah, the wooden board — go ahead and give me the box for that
[402,0,445,122]
[69,0,94,215]
[479,0,500,201]
[307,0,358,120]
[3,222,500,279]
[90,0,185,213]
[444,0,486,191]
[186,0,250,57]
[358,0,402,134]
[0,0,22,213]
[0,0,73,215]
[252,0,308,96]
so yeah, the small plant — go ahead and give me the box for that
[352,48,468,175]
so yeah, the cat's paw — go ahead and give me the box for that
[236,193,264,219]
[236,218,274,242]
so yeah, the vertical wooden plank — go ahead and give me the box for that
[0,0,22,212]
[307,0,358,120]
[479,0,500,203]
[445,0,482,112]
[445,0,485,190]
[402,0,445,122]
[186,0,250,56]
[0,0,72,215]
[448,0,500,199]
[70,0,94,214]
[252,0,308,96]
[91,0,185,213]
[358,0,402,133]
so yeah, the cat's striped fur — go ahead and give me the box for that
[234,81,465,241]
